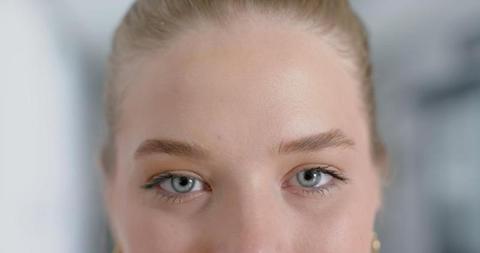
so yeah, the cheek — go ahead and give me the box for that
[110,181,209,253]
[292,174,379,252]
[107,165,211,253]
[111,191,377,253]
[292,195,376,252]
[114,202,208,253]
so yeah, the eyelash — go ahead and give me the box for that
[142,173,209,204]
[142,166,349,204]
[289,166,349,197]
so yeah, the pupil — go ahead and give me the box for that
[179,177,190,186]
[304,171,314,181]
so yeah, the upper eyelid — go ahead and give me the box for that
[143,172,203,189]
[284,164,349,187]
[143,175,205,194]
[282,164,331,180]
[147,170,204,182]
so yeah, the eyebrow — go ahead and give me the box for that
[134,129,354,160]
[134,139,210,160]
[276,129,355,154]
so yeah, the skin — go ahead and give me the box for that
[105,12,381,253]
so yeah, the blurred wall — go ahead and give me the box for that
[0,1,131,252]
[352,1,480,252]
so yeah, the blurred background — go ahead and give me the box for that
[1,0,479,252]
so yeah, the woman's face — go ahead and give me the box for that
[106,14,381,253]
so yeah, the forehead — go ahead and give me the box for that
[118,15,369,160]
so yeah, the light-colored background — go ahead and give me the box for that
[1,1,479,252]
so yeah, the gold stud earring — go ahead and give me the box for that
[371,232,381,253]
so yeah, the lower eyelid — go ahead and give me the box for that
[143,177,211,203]
[285,179,339,196]
[296,187,334,198]
[150,186,207,204]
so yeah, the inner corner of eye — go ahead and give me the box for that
[281,180,291,188]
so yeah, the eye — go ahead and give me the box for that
[295,168,333,188]
[285,166,348,195]
[143,172,207,194]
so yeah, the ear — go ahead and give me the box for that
[95,147,112,211]
[100,168,121,252]
[373,143,390,214]
[375,183,384,214]
[101,170,118,226]
[372,164,386,215]
[374,140,391,186]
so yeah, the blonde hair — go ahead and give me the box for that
[102,0,386,174]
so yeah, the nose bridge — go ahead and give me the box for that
[214,167,289,253]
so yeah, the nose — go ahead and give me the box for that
[209,181,292,253]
